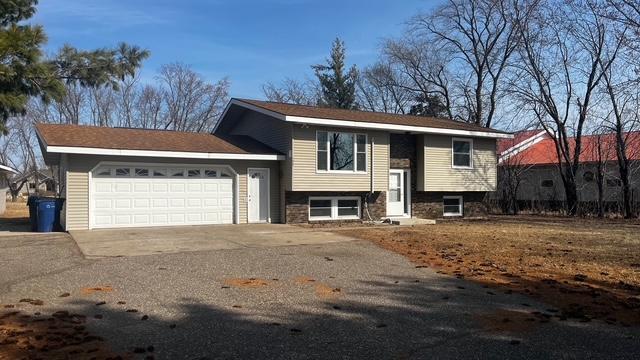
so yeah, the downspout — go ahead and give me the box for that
[365,137,374,221]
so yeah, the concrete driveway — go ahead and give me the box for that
[70,224,356,257]
[1,232,638,359]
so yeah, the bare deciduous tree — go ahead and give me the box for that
[410,0,520,127]
[356,62,412,114]
[382,37,455,119]
[512,0,624,215]
[262,78,318,105]
[134,85,164,130]
[157,63,230,133]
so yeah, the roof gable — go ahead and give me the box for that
[216,98,512,139]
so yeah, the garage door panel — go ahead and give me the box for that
[170,183,185,192]
[204,184,218,192]
[169,198,185,208]
[115,214,132,225]
[91,165,235,228]
[134,199,150,209]
[187,198,202,208]
[95,199,112,209]
[187,183,202,192]
[115,199,132,209]
[169,213,185,223]
[115,183,132,192]
[134,183,150,192]
[152,198,168,208]
[95,183,112,193]
[152,183,168,192]
[134,214,150,224]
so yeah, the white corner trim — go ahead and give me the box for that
[45,146,285,161]
[498,131,548,164]
[285,116,513,139]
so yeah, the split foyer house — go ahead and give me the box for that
[35,99,511,230]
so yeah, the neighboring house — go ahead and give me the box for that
[35,98,510,231]
[1,164,18,214]
[10,169,57,197]
[498,130,640,208]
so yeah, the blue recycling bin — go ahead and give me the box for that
[27,196,38,232]
[36,198,57,232]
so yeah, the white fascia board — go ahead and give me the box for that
[498,131,548,164]
[213,99,286,133]
[0,164,18,174]
[284,116,513,139]
[45,146,285,161]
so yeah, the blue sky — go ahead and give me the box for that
[32,0,438,98]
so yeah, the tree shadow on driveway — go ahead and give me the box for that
[2,274,638,359]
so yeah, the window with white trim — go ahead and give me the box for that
[452,138,473,168]
[309,197,361,220]
[443,196,463,216]
[316,131,367,172]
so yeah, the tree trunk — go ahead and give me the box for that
[620,163,633,218]
[596,175,604,218]
[562,172,579,216]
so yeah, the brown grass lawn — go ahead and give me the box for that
[336,216,640,326]
[1,200,30,232]
[3,200,29,220]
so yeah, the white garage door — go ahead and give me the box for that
[91,164,235,228]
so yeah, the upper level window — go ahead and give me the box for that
[452,138,473,169]
[317,131,367,172]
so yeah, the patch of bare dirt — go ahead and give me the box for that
[81,286,114,295]
[294,276,342,299]
[314,284,342,299]
[337,216,640,326]
[0,309,122,359]
[223,278,270,288]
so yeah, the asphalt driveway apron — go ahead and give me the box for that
[70,224,356,257]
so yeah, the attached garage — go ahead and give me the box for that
[36,124,284,230]
[90,164,235,228]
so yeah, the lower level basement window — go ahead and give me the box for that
[443,196,463,217]
[309,197,361,221]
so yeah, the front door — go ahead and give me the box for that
[248,168,269,223]
[387,169,408,217]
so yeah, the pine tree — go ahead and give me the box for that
[409,94,448,118]
[312,38,358,109]
[0,0,149,134]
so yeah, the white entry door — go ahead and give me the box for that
[387,169,407,216]
[248,168,269,223]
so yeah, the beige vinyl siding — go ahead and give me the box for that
[226,110,293,192]
[64,154,280,229]
[423,135,497,192]
[65,170,89,230]
[291,125,389,192]
[230,111,291,154]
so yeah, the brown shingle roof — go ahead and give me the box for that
[36,124,282,155]
[235,99,509,134]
